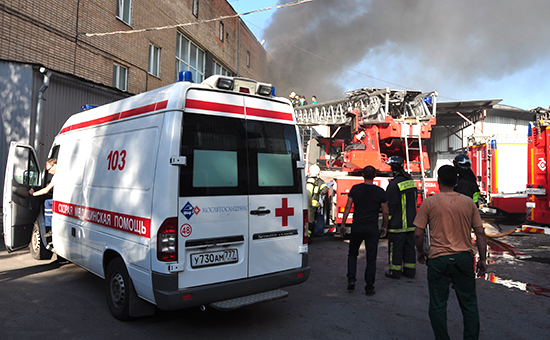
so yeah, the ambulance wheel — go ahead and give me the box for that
[105,257,134,321]
[30,222,52,260]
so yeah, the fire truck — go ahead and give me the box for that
[525,107,550,232]
[468,134,528,220]
[296,87,439,234]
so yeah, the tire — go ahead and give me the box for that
[30,222,52,260]
[105,257,134,321]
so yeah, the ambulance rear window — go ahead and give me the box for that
[179,113,302,196]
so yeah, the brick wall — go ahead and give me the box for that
[0,0,268,94]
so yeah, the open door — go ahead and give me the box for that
[2,142,42,252]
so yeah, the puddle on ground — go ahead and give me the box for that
[482,273,550,298]
[485,238,532,260]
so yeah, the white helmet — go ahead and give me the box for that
[309,164,320,177]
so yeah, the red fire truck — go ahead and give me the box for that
[468,135,528,219]
[296,87,439,234]
[525,107,550,232]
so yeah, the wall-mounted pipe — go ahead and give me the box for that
[35,69,51,151]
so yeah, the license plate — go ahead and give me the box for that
[526,188,546,195]
[190,249,238,268]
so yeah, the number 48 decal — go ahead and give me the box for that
[107,150,126,171]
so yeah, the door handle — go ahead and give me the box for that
[250,209,271,216]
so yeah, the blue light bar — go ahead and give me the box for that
[179,71,193,83]
[423,96,433,104]
[81,104,98,111]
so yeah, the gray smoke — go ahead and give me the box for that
[265,0,550,104]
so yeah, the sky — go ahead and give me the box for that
[229,0,550,110]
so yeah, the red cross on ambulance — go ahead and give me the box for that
[275,197,294,227]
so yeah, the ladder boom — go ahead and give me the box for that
[295,87,437,126]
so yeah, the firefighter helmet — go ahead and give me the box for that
[309,164,320,177]
[453,154,471,169]
[386,156,404,172]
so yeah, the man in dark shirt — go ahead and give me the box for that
[340,166,389,295]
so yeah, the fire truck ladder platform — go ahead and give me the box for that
[295,88,437,126]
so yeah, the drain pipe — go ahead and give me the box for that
[35,68,51,151]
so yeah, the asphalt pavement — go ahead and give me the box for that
[1,218,549,340]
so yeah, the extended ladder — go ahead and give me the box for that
[294,87,437,127]
[403,117,427,200]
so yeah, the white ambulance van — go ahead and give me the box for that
[3,73,310,320]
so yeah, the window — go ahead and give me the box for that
[246,51,251,67]
[180,114,247,197]
[247,120,302,194]
[113,64,128,91]
[179,112,302,197]
[213,60,231,76]
[192,0,199,17]
[116,0,131,25]
[149,44,161,77]
[175,33,205,82]
[12,146,39,186]
[219,22,224,42]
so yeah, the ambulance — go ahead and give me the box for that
[3,73,310,320]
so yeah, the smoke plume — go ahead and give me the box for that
[265,0,550,105]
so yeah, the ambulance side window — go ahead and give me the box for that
[180,113,248,197]
[247,121,302,195]
[13,147,40,186]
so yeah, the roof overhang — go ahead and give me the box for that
[435,99,532,127]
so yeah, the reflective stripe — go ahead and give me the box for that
[398,179,416,191]
[311,200,319,207]
[388,227,415,233]
[389,242,402,271]
[473,192,479,203]
[401,192,407,229]
[404,263,416,269]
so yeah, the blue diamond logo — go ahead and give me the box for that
[181,202,195,220]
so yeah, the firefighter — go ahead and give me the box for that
[385,156,417,279]
[289,92,300,107]
[453,154,480,206]
[306,164,328,238]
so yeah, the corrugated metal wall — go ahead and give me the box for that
[32,71,130,165]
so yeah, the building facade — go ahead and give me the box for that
[1,0,267,94]
[0,1,268,202]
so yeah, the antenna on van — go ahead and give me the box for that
[179,71,194,83]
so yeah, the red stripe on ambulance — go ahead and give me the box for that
[53,201,151,238]
[185,99,293,121]
[60,100,169,134]
[246,107,293,121]
[185,99,245,115]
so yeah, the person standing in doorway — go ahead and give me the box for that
[340,165,389,296]
[414,165,487,340]
[29,158,57,228]
[385,156,418,279]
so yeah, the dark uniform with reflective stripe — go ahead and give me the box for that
[306,176,328,236]
[386,172,417,278]
[454,168,480,206]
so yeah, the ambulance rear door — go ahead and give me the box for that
[2,142,42,251]
[245,96,305,276]
[178,90,250,288]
